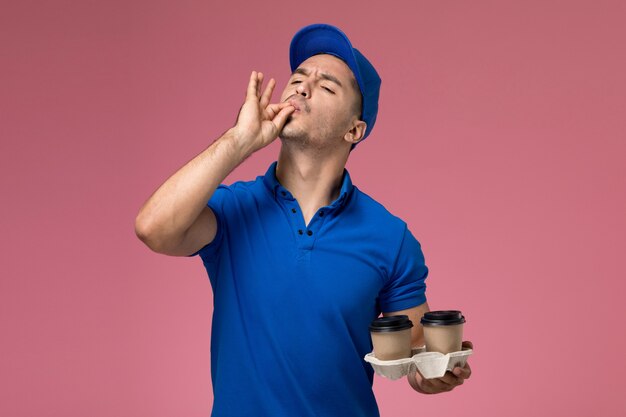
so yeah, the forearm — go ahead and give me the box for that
[135,128,247,247]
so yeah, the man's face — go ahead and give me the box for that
[278,54,363,150]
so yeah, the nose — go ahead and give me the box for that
[295,82,309,98]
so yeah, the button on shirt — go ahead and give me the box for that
[189,161,429,417]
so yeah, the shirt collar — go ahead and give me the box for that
[262,161,353,209]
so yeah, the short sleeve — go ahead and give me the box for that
[378,225,429,312]
[186,184,231,260]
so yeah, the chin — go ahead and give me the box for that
[280,123,307,142]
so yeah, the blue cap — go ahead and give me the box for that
[289,24,381,150]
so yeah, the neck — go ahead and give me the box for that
[275,142,349,211]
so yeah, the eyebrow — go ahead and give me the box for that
[291,67,344,89]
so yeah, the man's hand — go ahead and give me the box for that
[232,71,295,157]
[407,341,473,394]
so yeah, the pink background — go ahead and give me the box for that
[2,1,625,416]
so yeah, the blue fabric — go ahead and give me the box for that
[189,161,429,417]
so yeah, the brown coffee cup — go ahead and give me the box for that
[369,315,413,360]
[420,310,466,354]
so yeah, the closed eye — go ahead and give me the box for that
[290,80,334,94]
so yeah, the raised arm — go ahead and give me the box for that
[134,71,295,256]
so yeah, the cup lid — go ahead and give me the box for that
[420,310,466,326]
[369,315,414,332]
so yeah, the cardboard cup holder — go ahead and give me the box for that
[364,346,473,380]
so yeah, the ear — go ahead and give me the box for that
[344,120,367,146]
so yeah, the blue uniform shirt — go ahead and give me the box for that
[189,161,428,417]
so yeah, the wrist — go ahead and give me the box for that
[220,128,254,161]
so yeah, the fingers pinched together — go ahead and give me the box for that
[234,71,295,150]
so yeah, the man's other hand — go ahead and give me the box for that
[407,340,473,394]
